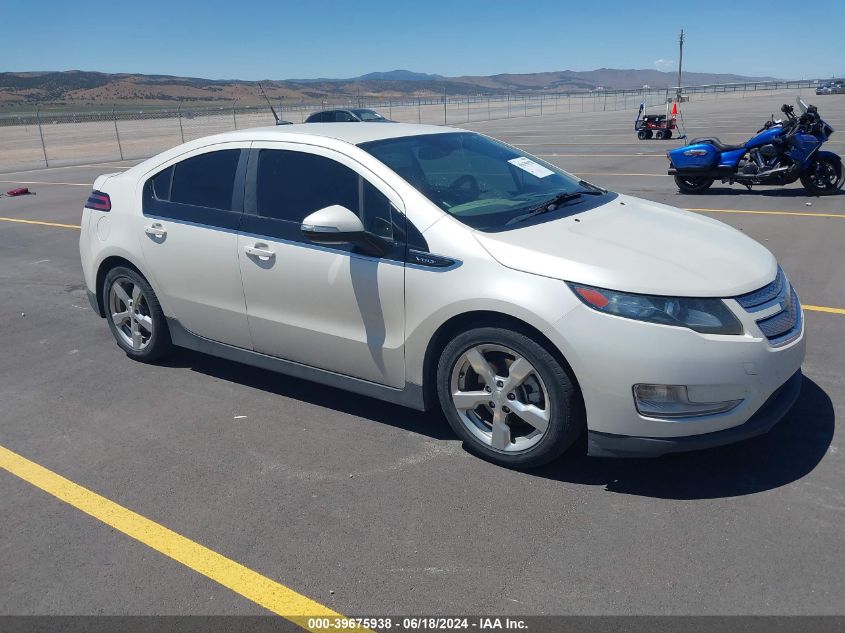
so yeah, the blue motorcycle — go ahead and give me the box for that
[668,98,843,195]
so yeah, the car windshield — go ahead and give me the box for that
[359,132,611,230]
[353,109,385,121]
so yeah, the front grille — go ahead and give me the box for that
[734,268,802,347]
[735,267,786,311]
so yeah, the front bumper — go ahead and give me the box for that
[587,370,803,457]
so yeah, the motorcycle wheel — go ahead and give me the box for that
[674,175,714,194]
[800,156,844,196]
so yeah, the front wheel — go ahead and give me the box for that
[674,174,714,194]
[800,156,844,195]
[436,327,584,468]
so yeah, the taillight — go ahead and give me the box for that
[85,190,111,211]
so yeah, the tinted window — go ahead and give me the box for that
[336,111,355,122]
[151,166,174,200]
[254,149,392,239]
[168,150,240,210]
[360,132,612,231]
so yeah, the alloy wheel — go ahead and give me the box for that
[449,344,551,452]
[108,277,154,351]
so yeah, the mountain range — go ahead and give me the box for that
[0,68,778,107]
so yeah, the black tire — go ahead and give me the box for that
[800,156,844,196]
[637,130,648,140]
[654,130,665,140]
[645,130,654,139]
[103,266,172,362]
[674,174,714,194]
[664,129,672,139]
[436,327,584,468]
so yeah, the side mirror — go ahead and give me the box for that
[300,205,389,256]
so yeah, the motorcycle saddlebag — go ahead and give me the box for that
[667,143,719,169]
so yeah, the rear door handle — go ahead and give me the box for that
[244,243,275,259]
[144,222,167,237]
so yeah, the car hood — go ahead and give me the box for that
[473,194,776,297]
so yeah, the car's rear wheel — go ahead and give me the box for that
[674,174,714,193]
[436,327,583,468]
[104,266,172,362]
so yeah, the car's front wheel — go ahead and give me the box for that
[436,327,583,468]
[103,266,172,362]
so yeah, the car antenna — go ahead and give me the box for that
[257,82,281,125]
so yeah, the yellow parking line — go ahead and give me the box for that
[1,180,90,187]
[0,216,81,229]
[0,444,355,631]
[688,208,845,219]
[804,305,845,315]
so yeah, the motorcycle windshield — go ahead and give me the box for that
[797,97,809,113]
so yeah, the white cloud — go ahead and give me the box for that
[654,58,676,71]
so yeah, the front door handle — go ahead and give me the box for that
[144,223,167,237]
[244,243,275,259]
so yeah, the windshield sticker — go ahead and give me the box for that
[508,156,555,178]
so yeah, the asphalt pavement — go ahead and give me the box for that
[1,92,843,620]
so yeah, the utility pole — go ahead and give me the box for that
[676,29,685,101]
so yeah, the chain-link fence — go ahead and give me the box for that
[0,79,829,173]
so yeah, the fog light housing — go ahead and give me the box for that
[633,384,742,419]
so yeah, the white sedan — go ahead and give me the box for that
[79,123,805,467]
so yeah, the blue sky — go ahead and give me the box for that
[2,0,843,79]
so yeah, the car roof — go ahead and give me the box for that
[206,123,461,146]
[124,123,466,176]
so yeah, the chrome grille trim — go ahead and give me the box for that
[735,267,785,312]
[733,268,802,347]
[756,289,802,347]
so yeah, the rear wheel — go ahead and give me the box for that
[436,327,583,468]
[654,130,665,140]
[664,129,673,139]
[104,266,172,362]
[674,174,714,194]
[800,156,844,195]
[645,130,654,139]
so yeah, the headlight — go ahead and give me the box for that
[567,283,743,335]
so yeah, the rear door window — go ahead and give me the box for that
[143,149,245,229]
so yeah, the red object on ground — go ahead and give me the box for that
[671,102,679,116]
[5,187,31,196]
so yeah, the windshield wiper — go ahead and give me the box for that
[505,188,603,226]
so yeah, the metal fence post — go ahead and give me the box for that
[112,106,124,161]
[487,96,491,120]
[232,101,238,130]
[418,98,421,123]
[35,106,49,167]
[177,103,185,144]
[507,94,511,118]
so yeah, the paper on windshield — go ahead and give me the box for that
[508,156,555,178]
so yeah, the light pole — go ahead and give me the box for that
[676,29,685,102]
